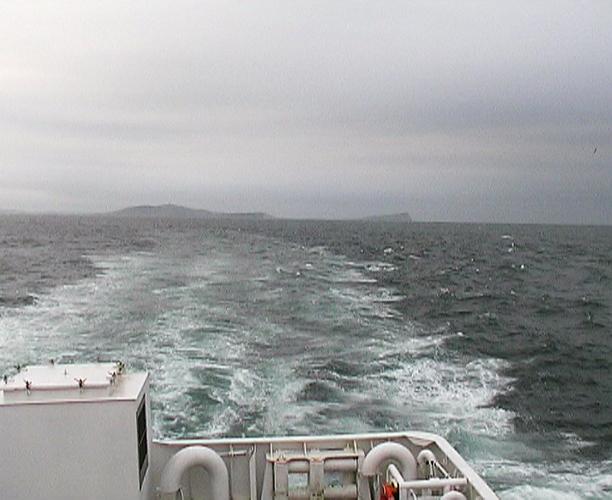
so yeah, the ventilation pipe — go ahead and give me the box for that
[441,492,467,500]
[159,446,229,500]
[361,442,417,480]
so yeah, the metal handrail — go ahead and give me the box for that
[388,463,468,490]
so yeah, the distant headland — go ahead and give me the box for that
[109,205,412,222]
[0,205,413,222]
[359,212,413,222]
[108,204,274,220]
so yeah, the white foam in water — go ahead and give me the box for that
[366,333,515,440]
[502,487,582,500]
[294,247,612,498]
[348,260,397,273]
[1,236,609,498]
[491,458,612,499]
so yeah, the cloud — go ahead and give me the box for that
[0,1,611,222]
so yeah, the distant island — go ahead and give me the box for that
[1,204,412,222]
[108,204,274,220]
[360,212,412,222]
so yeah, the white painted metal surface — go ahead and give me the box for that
[1,362,145,403]
[0,363,499,500]
[0,363,153,500]
[152,432,499,499]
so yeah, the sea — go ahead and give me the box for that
[1,215,611,499]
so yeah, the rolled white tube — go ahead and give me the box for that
[160,446,229,500]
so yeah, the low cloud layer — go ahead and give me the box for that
[1,1,611,222]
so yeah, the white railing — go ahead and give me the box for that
[387,463,468,500]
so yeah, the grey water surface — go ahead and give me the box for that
[1,215,611,498]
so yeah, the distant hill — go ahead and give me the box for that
[361,212,413,222]
[109,204,274,220]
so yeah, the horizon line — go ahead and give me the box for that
[1,206,610,227]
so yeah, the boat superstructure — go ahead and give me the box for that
[0,362,498,500]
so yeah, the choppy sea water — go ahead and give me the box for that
[1,215,611,498]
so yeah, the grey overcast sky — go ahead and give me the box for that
[1,1,611,223]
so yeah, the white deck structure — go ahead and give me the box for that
[0,363,498,500]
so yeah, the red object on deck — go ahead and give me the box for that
[380,483,398,500]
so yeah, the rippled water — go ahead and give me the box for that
[1,215,611,498]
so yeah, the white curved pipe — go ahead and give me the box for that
[416,449,436,467]
[441,492,467,500]
[160,446,229,500]
[361,442,417,480]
